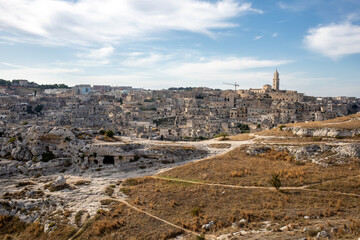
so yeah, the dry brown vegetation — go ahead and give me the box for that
[119,177,359,238]
[158,146,360,187]
[74,203,187,240]
[208,143,231,149]
[0,215,76,240]
[95,135,121,142]
[150,145,196,151]
[227,133,255,141]
[255,127,296,137]
[285,113,360,130]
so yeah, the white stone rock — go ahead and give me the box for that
[51,176,66,188]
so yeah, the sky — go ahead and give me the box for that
[0,0,360,97]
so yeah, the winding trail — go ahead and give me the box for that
[151,176,360,198]
[67,134,360,240]
[117,199,197,235]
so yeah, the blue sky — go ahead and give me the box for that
[0,0,360,97]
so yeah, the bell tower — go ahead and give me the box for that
[273,69,279,90]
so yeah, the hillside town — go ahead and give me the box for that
[0,70,359,140]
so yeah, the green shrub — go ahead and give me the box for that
[99,129,105,135]
[123,178,139,186]
[8,137,16,144]
[191,207,201,216]
[335,135,345,139]
[196,234,205,240]
[307,229,318,237]
[104,185,114,196]
[119,188,131,194]
[268,173,281,190]
[311,136,323,141]
[237,123,250,132]
[41,151,55,162]
[105,130,114,138]
[278,125,286,131]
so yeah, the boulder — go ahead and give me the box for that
[48,127,75,140]
[335,144,360,158]
[51,176,66,188]
[316,230,330,239]
[201,221,214,230]
[246,146,271,155]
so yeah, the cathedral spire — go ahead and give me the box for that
[273,69,279,90]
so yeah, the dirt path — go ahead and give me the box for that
[62,134,360,240]
[151,176,360,198]
[117,199,198,236]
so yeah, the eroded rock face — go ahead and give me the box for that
[0,160,19,176]
[246,146,271,155]
[287,127,359,138]
[247,143,360,166]
[0,125,210,176]
[11,145,32,161]
[334,144,360,158]
[47,128,75,140]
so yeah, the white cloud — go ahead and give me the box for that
[272,32,278,37]
[0,0,262,46]
[277,2,308,12]
[304,22,360,58]
[122,53,164,67]
[253,35,263,40]
[86,46,115,59]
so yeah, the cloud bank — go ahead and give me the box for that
[304,22,360,58]
[0,0,262,46]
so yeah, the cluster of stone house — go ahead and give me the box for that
[0,70,358,140]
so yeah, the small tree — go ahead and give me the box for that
[268,173,281,190]
[105,130,114,138]
[34,104,43,113]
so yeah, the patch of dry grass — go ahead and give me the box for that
[150,145,196,151]
[309,175,360,195]
[0,215,76,240]
[228,133,255,141]
[159,146,360,188]
[76,203,186,240]
[209,143,231,149]
[255,128,295,137]
[285,113,360,130]
[122,177,359,236]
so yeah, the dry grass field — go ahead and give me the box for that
[284,113,360,130]
[120,177,360,239]
[159,146,360,188]
[227,133,255,141]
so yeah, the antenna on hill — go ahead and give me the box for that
[223,82,239,91]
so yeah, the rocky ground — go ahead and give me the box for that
[0,116,360,239]
[0,126,252,232]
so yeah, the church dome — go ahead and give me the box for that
[263,84,272,90]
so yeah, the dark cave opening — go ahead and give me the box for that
[103,156,115,165]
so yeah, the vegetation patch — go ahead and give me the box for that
[41,151,55,162]
[209,143,231,149]
[104,185,115,196]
